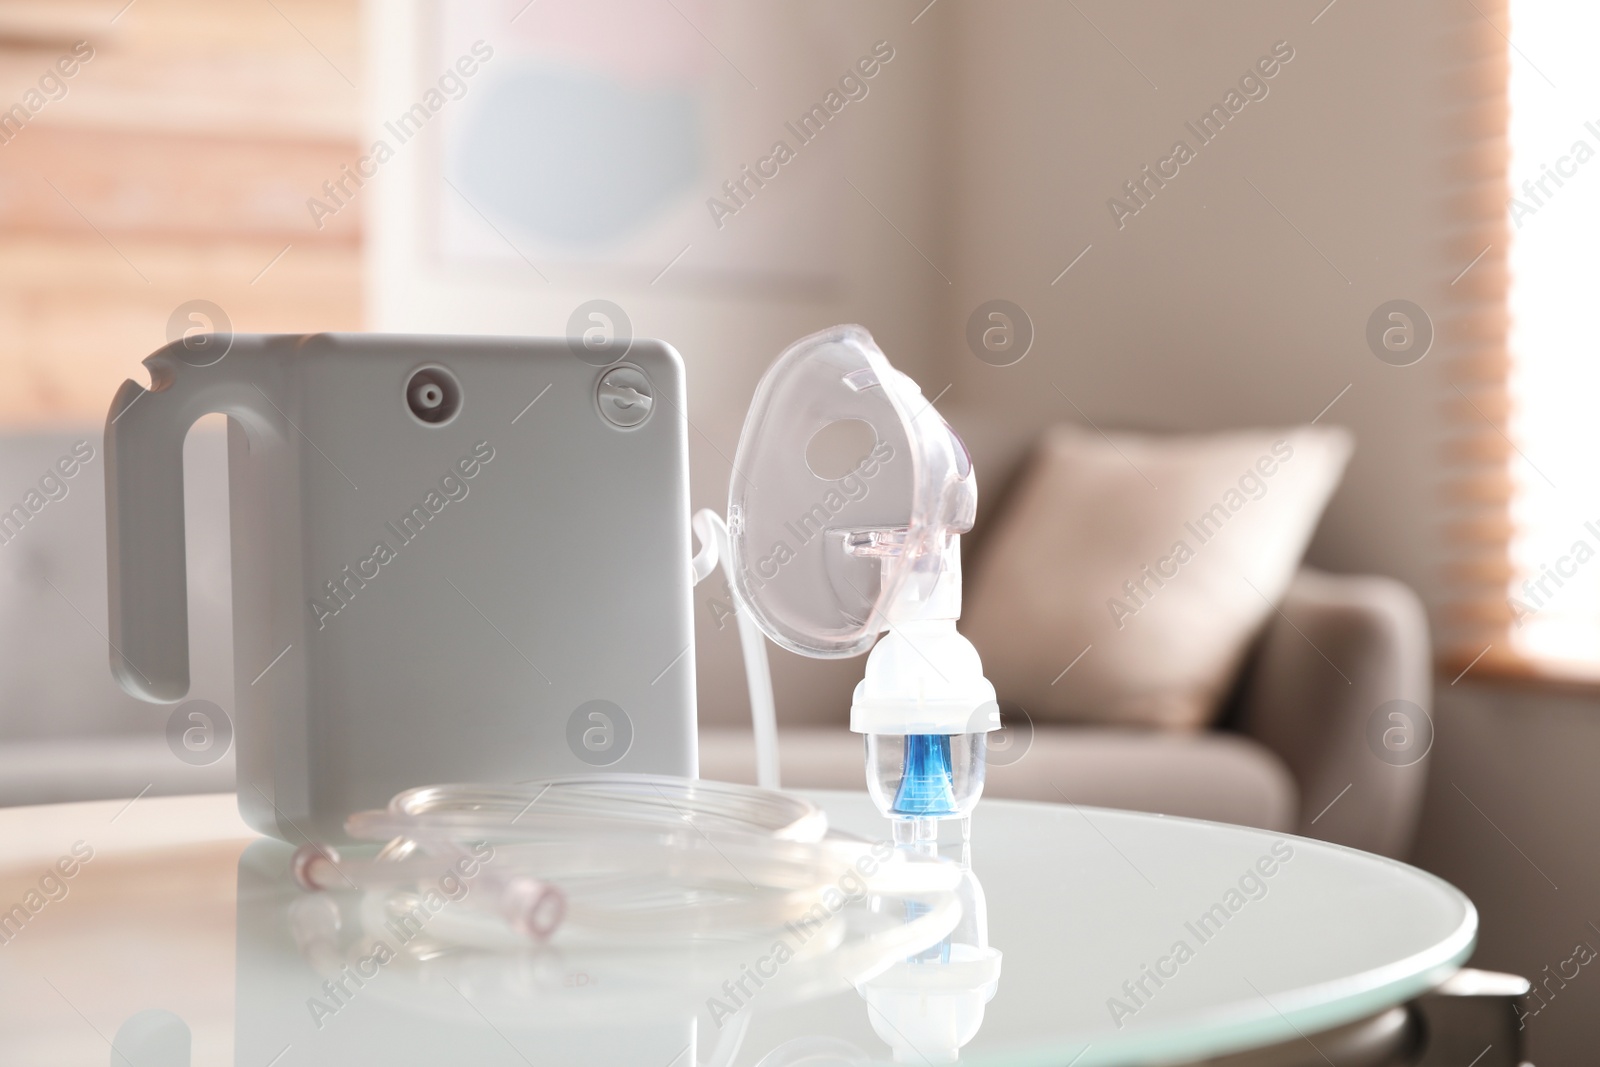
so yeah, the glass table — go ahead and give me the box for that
[0,790,1476,1066]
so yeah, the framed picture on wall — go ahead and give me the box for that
[400,0,843,286]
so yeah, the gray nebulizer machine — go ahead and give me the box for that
[103,325,998,845]
[105,334,696,841]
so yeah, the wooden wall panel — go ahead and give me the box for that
[0,237,359,423]
[0,127,361,242]
[0,0,362,428]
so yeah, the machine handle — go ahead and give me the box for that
[104,340,263,702]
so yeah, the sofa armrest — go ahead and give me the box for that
[1234,568,1431,859]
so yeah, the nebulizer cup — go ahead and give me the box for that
[725,325,1000,847]
[854,566,998,849]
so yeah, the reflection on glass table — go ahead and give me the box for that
[0,790,1493,1066]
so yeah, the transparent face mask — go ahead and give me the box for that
[726,325,999,844]
[728,325,976,656]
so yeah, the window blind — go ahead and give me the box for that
[1439,0,1516,676]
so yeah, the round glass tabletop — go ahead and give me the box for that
[0,790,1474,1066]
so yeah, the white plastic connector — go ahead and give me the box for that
[850,620,998,736]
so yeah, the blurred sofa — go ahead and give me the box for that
[0,426,235,805]
[700,566,1431,859]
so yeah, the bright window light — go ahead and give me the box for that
[1505,5,1600,671]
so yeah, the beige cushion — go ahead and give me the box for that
[963,424,1351,729]
[698,727,1295,831]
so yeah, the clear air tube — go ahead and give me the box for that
[361,776,825,841]
[302,776,959,944]
[292,843,568,940]
[692,508,780,790]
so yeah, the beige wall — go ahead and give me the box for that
[934,0,1450,612]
